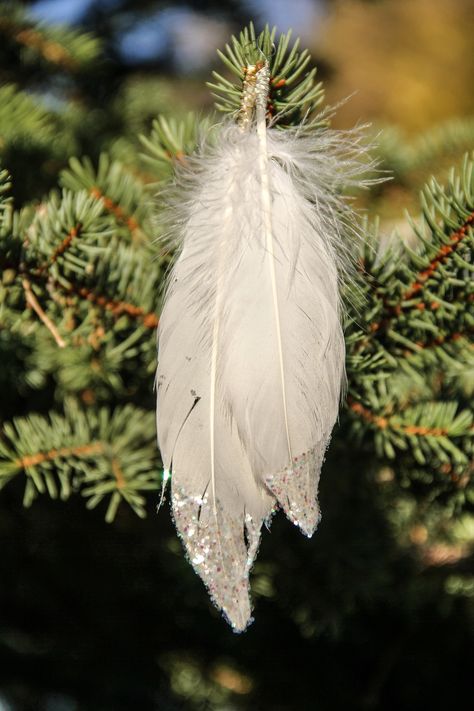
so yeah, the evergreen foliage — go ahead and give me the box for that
[1,20,472,521]
[209,24,324,126]
[0,400,158,521]
[346,157,474,502]
[0,8,473,709]
[0,1,100,77]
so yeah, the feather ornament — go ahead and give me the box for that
[156,57,374,631]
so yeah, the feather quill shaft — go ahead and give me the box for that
[256,63,293,464]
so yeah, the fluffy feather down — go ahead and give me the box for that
[156,120,373,631]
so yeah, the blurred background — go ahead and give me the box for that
[1,1,473,709]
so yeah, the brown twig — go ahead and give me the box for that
[50,223,81,264]
[111,457,126,489]
[15,441,104,469]
[404,327,473,356]
[403,211,474,301]
[22,277,66,347]
[36,224,82,275]
[90,187,140,236]
[66,283,159,328]
[348,398,449,437]
[16,442,128,491]
[369,211,474,334]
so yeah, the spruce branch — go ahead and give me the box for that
[25,190,112,278]
[0,2,101,73]
[60,155,155,243]
[0,84,57,153]
[209,23,325,127]
[350,154,474,361]
[0,20,472,524]
[346,154,474,500]
[0,400,160,521]
[0,172,161,403]
[379,117,474,183]
[139,113,211,179]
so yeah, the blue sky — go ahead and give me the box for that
[31,0,326,68]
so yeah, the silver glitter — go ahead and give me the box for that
[237,61,270,132]
[171,485,260,632]
[255,62,270,113]
[265,447,323,537]
[237,64,258,132]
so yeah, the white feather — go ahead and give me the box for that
[156,84,374,630]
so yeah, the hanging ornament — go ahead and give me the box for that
[156,26,375,631]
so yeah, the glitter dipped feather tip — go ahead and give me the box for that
[156,52,374,631]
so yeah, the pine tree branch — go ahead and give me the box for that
[352,156,474,362]
[0,85,56,151]
[89,187,140,237]
[0,4,101,73]
[11,26,77,70]
[59,282,159,329]
[36,223,82,273]
[139,113,207,178]
[0,402,160,520]
[60,156,154,244]
[209,24,325,127]
[364,208,474,336]
[346,154,473,495]
[402,211,474,302]
[378,117,474,182]
[348,398,452,438]
[14,441,104,469]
